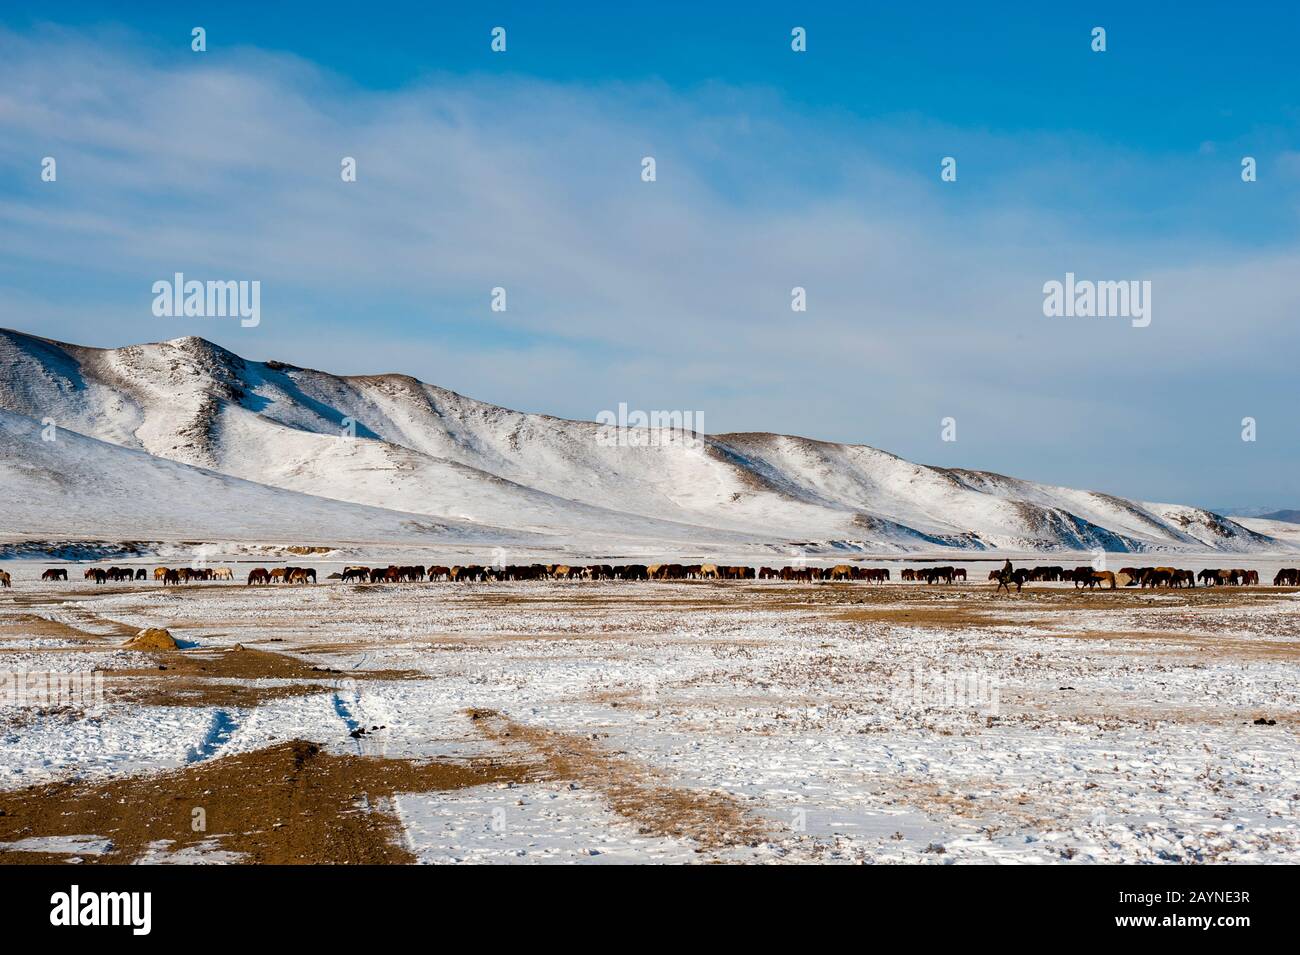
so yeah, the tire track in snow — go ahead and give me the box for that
[185,709,240,763]
[330,666,415,851]
[332,688,363,750]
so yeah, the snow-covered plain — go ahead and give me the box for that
[2,575,1296,864]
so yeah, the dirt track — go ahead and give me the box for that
[0,739,531,864]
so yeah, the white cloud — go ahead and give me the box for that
[0,26,1296,506]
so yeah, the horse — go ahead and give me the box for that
[213,567,234,581]
[0,570,10,588]
[1274,568,1299,586]
[163,569,181,586]
[921,566,955,585]
[1140,569,1172,588]
[1071,566,1096,588]
[42,569,68,581]
[247,568,270,586]
[993,564,1021,594]
[1083,571,1118,590]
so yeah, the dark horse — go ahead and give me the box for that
[994,560,1021,594]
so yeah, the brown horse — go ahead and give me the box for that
[0,570,10,588]
[42,568,68,581]
[247,568,270,586]
[1084,570,1117,590]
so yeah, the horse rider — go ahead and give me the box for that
[996,559,1015,594]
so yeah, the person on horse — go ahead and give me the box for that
[996,558,1015,594]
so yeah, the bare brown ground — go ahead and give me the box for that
[467,707,768,852]
[0,612,130,643]
[429,580,1296,629]
[102,644,424,708]
[1045,629,1300,662]
[0,739,531,864]
[821,585,1295,625]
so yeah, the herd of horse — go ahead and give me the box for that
[12,562,1300,589]
[332,563,899,583]
[985,564,1282,591]
[328,563,754,583]
[46,566,238,585]
[247,566,317,585]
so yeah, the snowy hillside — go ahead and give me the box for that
[0,409,536,548]
[0,327,1285,554]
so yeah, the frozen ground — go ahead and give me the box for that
[1,572,1297,864]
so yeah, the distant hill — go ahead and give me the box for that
[0,326,1288,555]
[1258,510,1300,525]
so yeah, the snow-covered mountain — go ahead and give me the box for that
[0,327,1284,555]
[0,408,534,548]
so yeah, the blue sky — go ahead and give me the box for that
[1,2,1297,509]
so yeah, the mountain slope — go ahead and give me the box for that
[0,327,1284,554]
[0,408,532,547]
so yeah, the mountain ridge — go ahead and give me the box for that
[0,326,1285,555]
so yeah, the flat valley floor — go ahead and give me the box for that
[1,578,1297,864]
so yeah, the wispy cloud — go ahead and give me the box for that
[0,25,1296,506]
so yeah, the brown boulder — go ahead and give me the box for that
[123,627,179,650]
